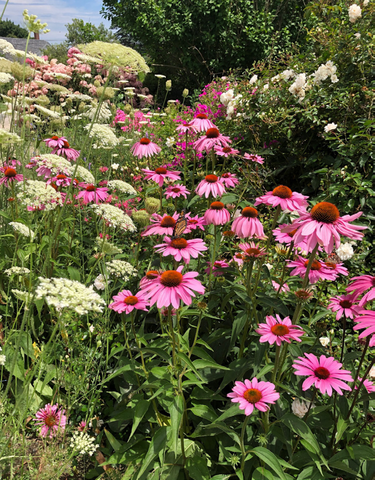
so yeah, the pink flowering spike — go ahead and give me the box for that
[244,152,264,164]
[34,404,67,438]
[109,290,149,314]
[0,167,23,186]
[131,137,161,159]
[142,167,181,187]
[205,260,229,276]
[327,292,362,320]
[347,275,375,306]
[232,206,266,239]
[189,113,216,132]
[77,184,109,204]
[195,174,226,198]
[140,266,205,309]
[227,378,279,416]
[204,201,230,225]
[44,135,68,149]
[286,256,338,284]
[214,146,240,158]
[292,353,353,396]
[255,185,308,212]
[51,139,80,161]
[165,184,190,199]
[239,242,267,259]
[141,212,180,237]
[154,236,207,264]
[194,127,231,153]
[281,202,366,254]
[256,315,304,346]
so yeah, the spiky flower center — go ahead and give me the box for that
[124,295,138,305]
[223,230,235,237]
[210,201,224,210]
[340,300,353,309]
[86,184,96,192]
[235,253,244,259]
[160,270,183,287]
[63,140,70,148]
[4,167,16,177]
[324,262,337,270]
[172,187,181,193]
[189,219,198,224]
[205,174,218,183]
[155,167,167,174]
[222,148,232,153]
[242,207,258,218]
[271,324,290,336]
[146,270,159,279]
[206,128,220,138]
[243,388,262,404]
[160,216,176,228]
[314,366,330,379]
[304,259,322,270]
[56,174,67,180]
[246,248,260,256]
[288,229,298,238]
[310,202,340,224]
[272,185,293,199]
[45,414,57,427]
[51,135,59,140]
[196,113,208,119]
[140,138,151,145]
[171,238,188,249]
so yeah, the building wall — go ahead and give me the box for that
[0,37,50,60]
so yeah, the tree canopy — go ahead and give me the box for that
[65,18,117,46]
[0,19,28,38]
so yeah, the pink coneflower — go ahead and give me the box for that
[244,153,264,164]
[227,378,279,416]
[141,212,180,237]
[255,185,308,212]
[327,293,362,320]
[357,378,375,394]
[154,236,207,264]
[214,146,240,157]
[131,137,161,159]
[204,201,230,225]
[281,202,366,254]
[44,135,68,149]
[232,207,266,239]
[0,167,23,186]
[142,167,181,187]
[49,173,71,188]
[194,128,231,153]
[205,260,230,276]
[239,242,267,259]
[108,290,149,314]
[165,184,190,199]
[190,113,216,132]
[195,174,226,198]
[140,266,205,309]
[176,122,198,134]
[272,280,290,293]
[220,172,239,188]
[292,353,353,396]
[52,140,80,161]
[353,311,375,341]
[322,261,348,277]
[77,184,109,204]
[34,404,67,438]
[347,275,375,306]
[256,315,304,346]
[78,421,87,432]
[232,252,245,266]
[287,256,336,284]
[185,214,206,233]
[140,270,161,289]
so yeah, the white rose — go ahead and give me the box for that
[369,365,375,378]
[112,163,119,170]
[348,4,362,22]
[319,337,330,347]
[324,123,337,133]
[249,74,258,85]
[336,243,354,261]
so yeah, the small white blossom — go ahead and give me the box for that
[112,163,120,170]
[348,4,362,23]
[0,72,14,84]
[336,243,354,261]
[324,123,337,133]
[249,74,258,85]
[70,431,97,456]
[319,337,330,347]
[0,354,6,366]
[354,32,361,39]
[166,137,175,148]
[155,74,166,79]
[289,73,307,101]
[90,204,136,232]
[291,398,315,418]
[5,267,30,276]
[94,274,110,290]
[89,324,95,333]
[85,124,119,149]
[105,259,137,281]
[369,365,375,378]
[9,222,35,240]
[16,180,63,211]
[84,104,112,122]
[363,0,369,5]
[107,180,137,195]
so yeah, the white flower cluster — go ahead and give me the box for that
[32,154,95,183]
[9,222,35,240]
[249,74,258,85]
[11,289,29,302]
[70,431,97,456]
[348,4,362,23]
[74,53,104,64]
[289,73,307,101]
[4,267,30,276]
[107,180,137,195]
[324,123,337,133]
[85,123,119,148]
[34,105,62,119]
[35,277,106,315]
[23,9,49,34]
[0,128,21,145]
[0,73,14,84]
[66,93,92,102]
[220,89,243,120]
[93,274,111,290]
[166,137,175,148]
[336,242,354,261]
[0,347,5,366]
[319,337,330,347]
[16,180,63,211]
[84,104,112,122]
[291,398,315,418]
[90,204,137,232]
[313,61,339,85]
[0,39,16,55]
[105,259,137,280]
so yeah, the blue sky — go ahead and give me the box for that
[1,0,112,43]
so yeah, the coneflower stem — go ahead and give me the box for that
[348,336,370,398]
[347,356,375,419]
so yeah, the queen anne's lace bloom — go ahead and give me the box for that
[5,267,30,276]
[107,180,137,195]
[0,72,13,84]
[9,222,35,240]
[84,123,119,148]
[70,431,97,456]
[35,277,106,315]
[0,129,21,145]
[30,154,94,183]
[16,180,63,211]
[90,204,137,232]
[105,259,137,280]
[84,103,112,122]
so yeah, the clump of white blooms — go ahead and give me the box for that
[74,53,104,64]
[0,73,14,84]
[166,137,175,148]
[0,347,5,366]
[348,4,362,22]
[291,398,315,418]
[319,337,330,347]
[90,204,137,232]
[107,180,137,195]
[66,93,92,102]
[16,180,63,211]
[35,277,106,315]
[289,73,307,101]
[93,274,111,290]
[34,105,62,119]
[0,39,17,55]
[5,267,30,276]
[70,431,97,456]
[105,259,137,281]
[336,242,354,261]
[23,9,49,33]
[280,69,295,81]
[84,103,112,122]
[324,123,337,133]
[9,222,35,240]
[31,154,94,183]
[75,165,95,184]
[220,89,243,120]
[312,61,339,85]
[95,236,122,255]
[11,289,29,302]
[0,129,21,145]
[84,124,119,148]
[249,74,258,85]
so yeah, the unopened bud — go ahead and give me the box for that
[132,210,150,226]
[145,197,161,214]
[166,80,172,91]
[182,88,189,98]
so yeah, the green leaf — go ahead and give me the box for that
[193,359,229,371]
[67,266,81,281]
[129,399,149,441]
[335,416,348,444]
[104,429,122,452]
[190,404,218,422]
[252,467,275,480]
[250,447,287,480]
[135,426,167,479]
[176,352,204,381]
[102,362,133,384]
[186,456,210,480]
[170,395,184,453]
[33,380,53,398]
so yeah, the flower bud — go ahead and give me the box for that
[182,88,189,98]
[166,80,172,91]
[132,210,150,226]
[145,197,161,214]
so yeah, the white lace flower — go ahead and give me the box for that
[0,72,14,84]
[85,123,119,148]
[107,180,137,195]
[5,267,30,276]
[9,222,35,240]
[105,259,137,281]
[16,180,63,211]
[90,204,137,232]
[70,431,97,456]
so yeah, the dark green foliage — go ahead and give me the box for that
[41,42,69,64]
[65,18,117,46]
[0,18,28,38]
